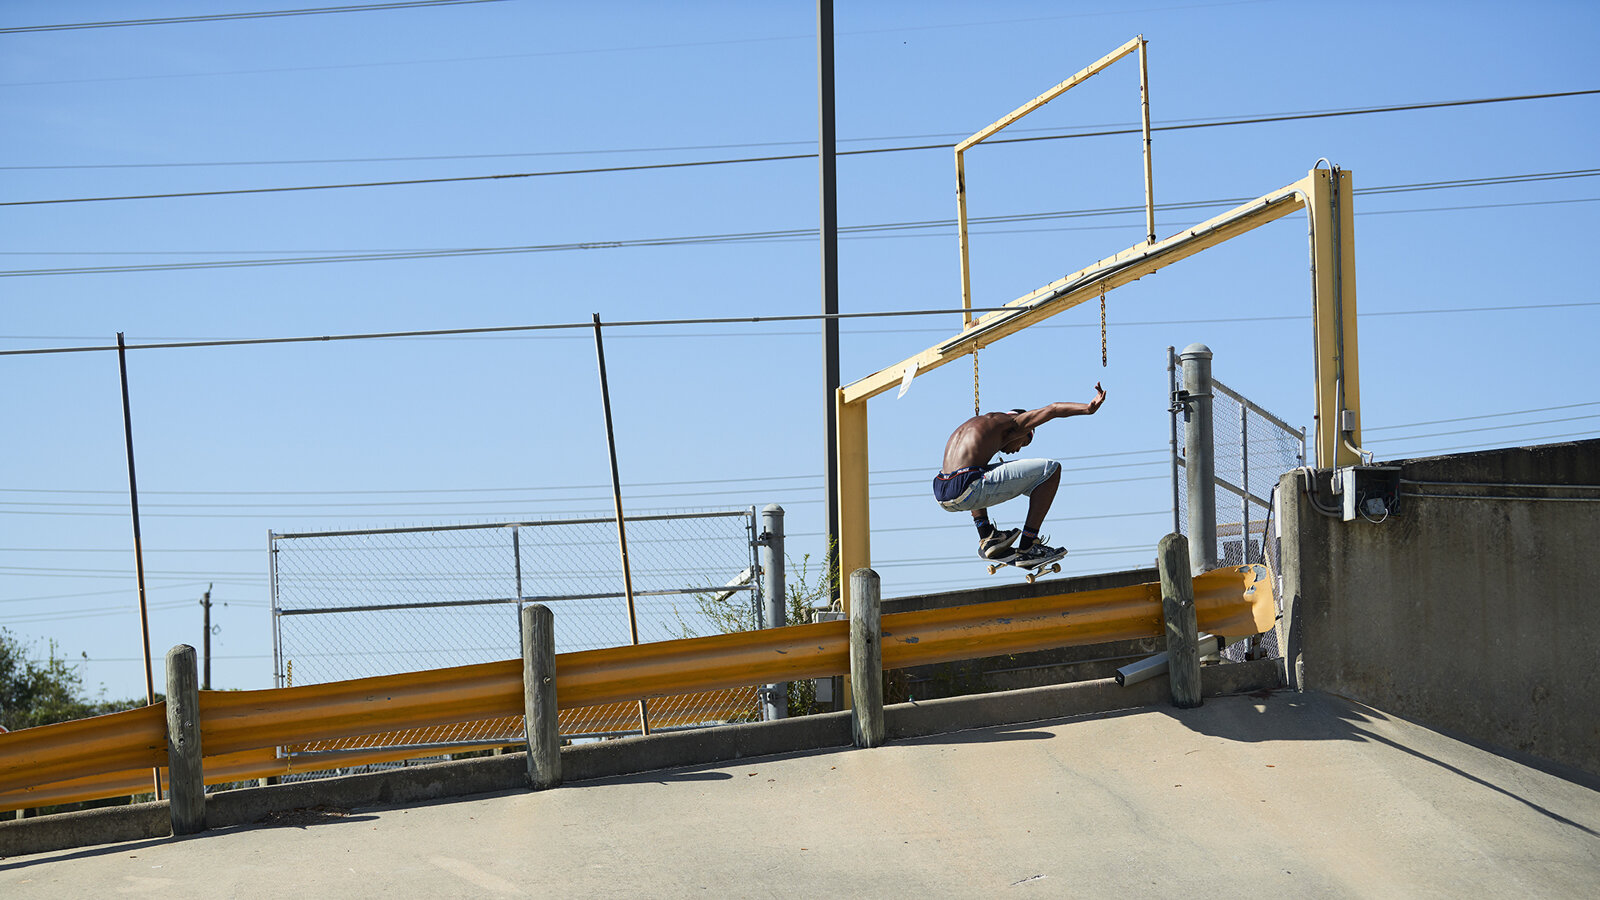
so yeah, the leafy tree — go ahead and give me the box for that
[670,547,837,717]
[0,628,148,732]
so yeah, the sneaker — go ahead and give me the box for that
[978,528,1022,560]
[1013,539,1063,564]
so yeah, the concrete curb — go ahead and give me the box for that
[1,660,1280,859]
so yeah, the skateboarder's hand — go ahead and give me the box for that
[1088,382,1107,413]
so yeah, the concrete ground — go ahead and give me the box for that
[3,691,1597,898]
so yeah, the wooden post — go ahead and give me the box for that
[849,568,884,748]
[522,604,561,790]
[164,644,205,835]
[1157,534,1203,708]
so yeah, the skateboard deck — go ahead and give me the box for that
[984,547,1068,583]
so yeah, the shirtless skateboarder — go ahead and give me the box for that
[931,383,1108,562]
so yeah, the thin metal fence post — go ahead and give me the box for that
[760,505,787,721]
[117,333,161,798]
[1241,400,1251,563]
[165,644,205,835]
[591,313,649,736]
[1180,343,1218,574]
[1157,535,1203,709]
[849,568,884,748]
[1168,346,1181,536]
[522,604,560,790]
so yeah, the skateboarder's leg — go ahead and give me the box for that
[1021,466,1060,533]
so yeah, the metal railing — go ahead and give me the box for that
[1169,348,1305,661]
[1,564,1276,812]
[270,508,762,752]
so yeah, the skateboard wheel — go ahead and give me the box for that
[1050,564,1061,574]
[987,565,999,575]
[1025,573,1037,584]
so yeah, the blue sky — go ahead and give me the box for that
[3,0,1597,702]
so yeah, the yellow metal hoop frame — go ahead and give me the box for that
[838,166,1361,613]
[956,35,1154,329]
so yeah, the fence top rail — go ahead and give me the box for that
[1211,377,1304,438]
[271,508,755,541]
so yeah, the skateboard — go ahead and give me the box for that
[984,546,1068,583]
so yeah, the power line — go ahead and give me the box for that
[4,181,1596,279]
[1362,401,1600,432]
[15,196,1597,261]
[5,300,1597,350]
[3,294,1594,359]
[1363,415,1600,445]
[5,91,1594,208]
[0,1,502,34]
[0,0,1267,88]
[8,88,1586,172]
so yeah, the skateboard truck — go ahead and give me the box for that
[985,548,1067,584]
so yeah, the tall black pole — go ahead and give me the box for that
[201,583,213,691]
[591,314,649,736]
[818,0,841,599]
[116,333,161,798]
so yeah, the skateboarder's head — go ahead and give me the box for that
[1003,409,1034,454]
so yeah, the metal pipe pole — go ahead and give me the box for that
[760,505,787,721]
[818,0,842,602]
[1180,343,1217,574]
[591,314,649,735]
[115,333,161,798]
[1167,346,1181,536]
[1240,402,1251,564]
[201,584,212,691]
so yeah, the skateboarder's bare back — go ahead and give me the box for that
[932,383,1108,561]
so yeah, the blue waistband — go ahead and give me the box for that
[932,464,992,502]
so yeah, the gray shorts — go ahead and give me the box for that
[937,458,1061,513]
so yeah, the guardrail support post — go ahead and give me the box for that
[522,604,561,790]
[760,504,788,721]
[165,644,205,835]
[849,567,884,748]
[1157,534,1203,708]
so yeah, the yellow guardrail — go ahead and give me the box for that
[0,565,1273,811]
[2,691,760,811]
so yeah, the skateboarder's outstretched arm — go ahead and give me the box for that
[1011,383,1107,432]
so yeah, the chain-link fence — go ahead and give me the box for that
[1170,355,1305,661]
[269,508,764,758]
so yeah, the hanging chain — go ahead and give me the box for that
[972,347,981,416]
[1099,284,1108,368]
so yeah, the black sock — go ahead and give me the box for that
[974,515,995,539]
[1018,527,1040,549]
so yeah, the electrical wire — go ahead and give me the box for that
[4,93,1595,207]
[5,186,1594,279]
[9,89,1591,171]
[0,1,503,34]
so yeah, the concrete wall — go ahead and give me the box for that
[1278,439,1600,776]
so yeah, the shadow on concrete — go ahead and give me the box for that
[1160,690,1600,838]
[592,769,736,786]
[900,722,1070,748]
[1,834,184,871]
[251,805,380,830]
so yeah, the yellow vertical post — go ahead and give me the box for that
[835,390,871,617]
[1306,166,1362,468]
[956,150,974,327]
[1138,35,1155,245]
